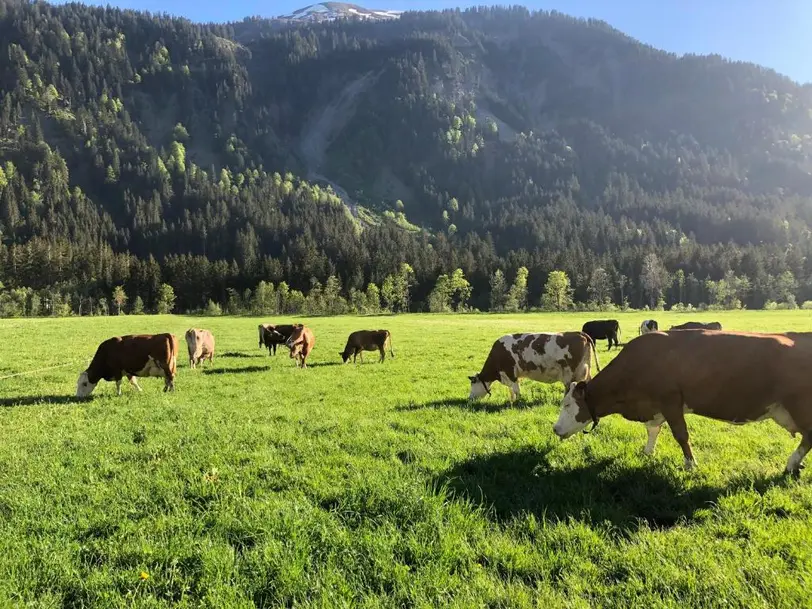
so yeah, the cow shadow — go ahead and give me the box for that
[221,352,266,359]
[435,448,788,531]
[307,362,343,368]
[0,395,86,407]
[396,397,529,413]
[202,365,269,376]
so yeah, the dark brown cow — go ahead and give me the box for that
[286,325,315,368]
[258,323,300,355]
[77,333,179,397]
[669,321,722,331]
[553,330,812,475]
[340,330,394,364]
[468,332,600,403]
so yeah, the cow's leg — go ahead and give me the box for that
[359,350,364,364]
[786,430,812,476]
[379,346,385,363]
[128,376,143,392]
[663,409,696,470]
[644,423,662,456]
[115,378,123,396]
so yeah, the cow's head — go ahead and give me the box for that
[76,371,97,398]
[339,349,353,363]
[553,381,595,439]
[467,374,491,400]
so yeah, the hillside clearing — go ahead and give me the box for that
[0,312,811,607]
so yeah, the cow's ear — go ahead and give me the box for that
[468,375,477,382]
[573,381,587,398]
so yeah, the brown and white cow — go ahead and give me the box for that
[185,328,215,369]
[286,325,315,368]
[468,332,600,403]
[258,323,299,356]
[669,321,722,331]
[553,330,812,475]
[340,329,394,364]
[77,333,179,397]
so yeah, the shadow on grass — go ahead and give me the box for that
[0,394,86,407]
[203,365,269,376]
[436,447,788,531]
[221,352,267,359]
[396,397,531,413]
[307,362,342,368]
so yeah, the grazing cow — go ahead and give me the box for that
[185,328,215,369]
[340,329,395,364]
[669,321,723,331]
[582,319,622,350]
[286,325,315,368]
[258,323,300,355]
[77,333,179,397]
[639,319,658,335]
[468,332,600,403]
[553,330,812,475]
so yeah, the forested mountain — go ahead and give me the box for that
[1,0,811,315]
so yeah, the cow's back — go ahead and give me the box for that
[500,332,591,384]
[593,330,806,420]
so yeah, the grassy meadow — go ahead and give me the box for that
[0,311,811,608]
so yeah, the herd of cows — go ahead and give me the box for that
[73,317,811,477]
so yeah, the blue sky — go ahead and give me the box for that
[52,0,812,83]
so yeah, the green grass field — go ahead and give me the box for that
[1,311,811,608]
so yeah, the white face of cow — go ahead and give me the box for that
[468,375,491,401]
[76,371,97,397]
[553,382,590,439]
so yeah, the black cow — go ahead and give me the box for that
[582,319,622,351]
[669,321,723,331]
[258,323,300,355]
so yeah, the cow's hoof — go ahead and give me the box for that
[785,464,804,479]
[683,458,698,471]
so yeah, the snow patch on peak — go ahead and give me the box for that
[279,3,402,24]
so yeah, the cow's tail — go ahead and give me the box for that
[258,325,264,349]
[584,333,601,374]
[617,322,622,343]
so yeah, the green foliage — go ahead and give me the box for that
[132,295,145,315]
[505,267,529,312]
[541,270,574,311]
[111,285,127,315]
[156,284,176,314]
[489,269,508,312]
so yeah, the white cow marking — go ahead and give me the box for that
[553,382,587,438]
[643,414,665,455]
[76,371,98,397]
[136,356,165,378]
[786,443,809,473]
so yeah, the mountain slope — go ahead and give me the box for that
[0,1,811,312]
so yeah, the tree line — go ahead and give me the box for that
[2,254,807,318]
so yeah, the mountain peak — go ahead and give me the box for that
[278,2,402,23]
